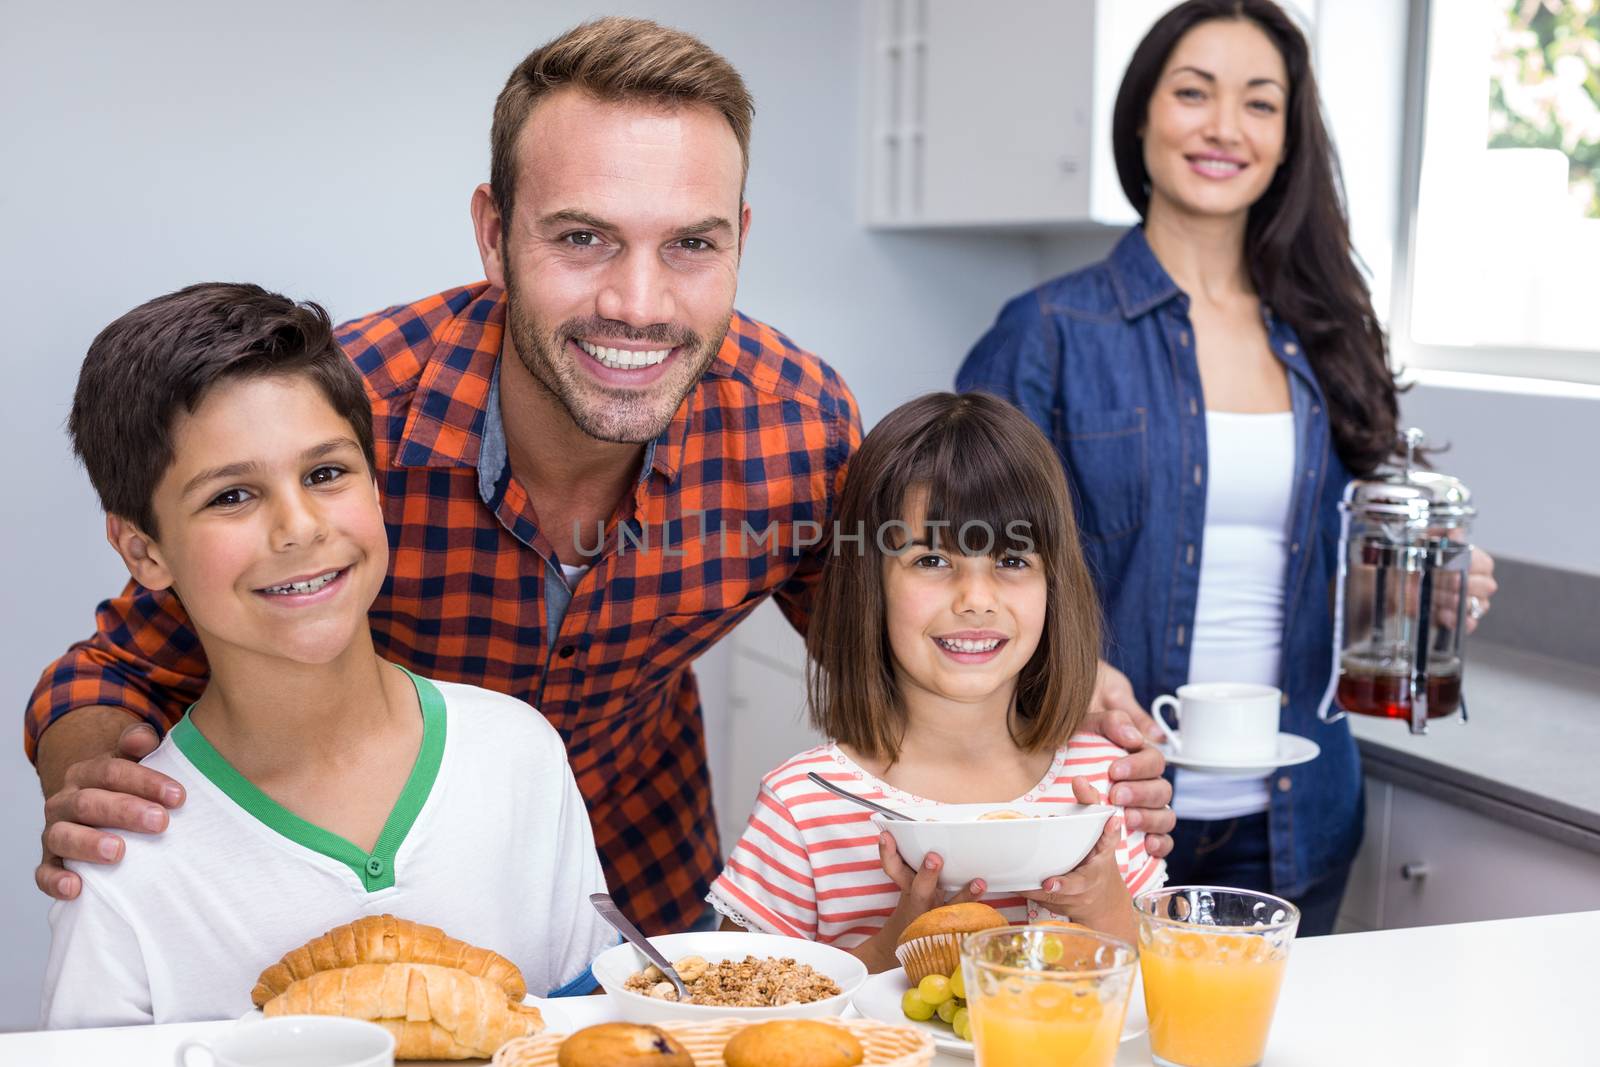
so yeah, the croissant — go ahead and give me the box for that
[263,962,546,1059]
[251,914,526,1006]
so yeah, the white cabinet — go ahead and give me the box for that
[1382,782,1600,929]
[860,0,1174,228]
[859,0,1325,230]
[1340,777,1600,932]
[1334,778,1389,932]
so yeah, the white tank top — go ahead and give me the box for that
[1173,411,1295,821]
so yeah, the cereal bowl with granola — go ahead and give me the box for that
[591,931,869,1023]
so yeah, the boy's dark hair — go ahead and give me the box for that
[69,282,376,538]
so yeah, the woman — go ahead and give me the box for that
[956,0,1497,934]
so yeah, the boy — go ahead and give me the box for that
[42,283,614,1027]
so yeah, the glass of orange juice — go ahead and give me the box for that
[961,925,1137,1067]
[1134,886,1300,1067]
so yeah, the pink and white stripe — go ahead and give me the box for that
[709,737,1166,947]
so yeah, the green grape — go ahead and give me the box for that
[948,965,966,999]
[917,974,953,1006]
[901,988,936,1021]
[951,1006,972,1041]
[936,997,960,1024]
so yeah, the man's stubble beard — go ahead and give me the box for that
[503,267,731,445]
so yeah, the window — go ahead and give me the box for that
[1398,0,1600,384]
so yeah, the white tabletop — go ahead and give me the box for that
[5,910,1595,1066]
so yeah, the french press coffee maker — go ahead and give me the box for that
[1320,429,1476,735]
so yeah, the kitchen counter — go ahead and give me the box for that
[6,909,1595,1065]
[1348,642,1600,852]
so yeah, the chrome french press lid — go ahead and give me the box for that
[1341,428,1475,530]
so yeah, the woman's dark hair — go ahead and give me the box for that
[1112,0,1398,475]
[806,392,1101,764]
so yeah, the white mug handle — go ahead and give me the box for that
[174,1038,216,1067]
[1151,695,1181,753]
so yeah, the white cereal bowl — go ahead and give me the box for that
[873,802,1115,893]
[591,930,869,1024]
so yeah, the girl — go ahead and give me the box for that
[956,0,1497,935]
[708,392,1164,971]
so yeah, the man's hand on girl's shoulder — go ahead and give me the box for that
[1083,661,1176,859]
[1097,746,1175,858]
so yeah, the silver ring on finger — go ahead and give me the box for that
[1468,595,1485,622]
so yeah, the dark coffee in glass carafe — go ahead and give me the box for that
[1335,652,1461,722]
[1320,429,1475,736]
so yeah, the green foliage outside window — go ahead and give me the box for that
[1489,0,1600,218]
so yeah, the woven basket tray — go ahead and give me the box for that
[493,1016,934,1067]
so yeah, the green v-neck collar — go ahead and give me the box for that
[171,666,446,893]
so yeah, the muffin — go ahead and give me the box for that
[722,1019,864,1067]
[894,902,1008,984]
[556,1022,693,1067]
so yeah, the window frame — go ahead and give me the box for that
[1391,0,1600,387]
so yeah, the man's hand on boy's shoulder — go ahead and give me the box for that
[35,708,184,901]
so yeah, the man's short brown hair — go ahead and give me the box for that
[489,16,755,223]
[69,282,377,538]
[805,392,1102,764]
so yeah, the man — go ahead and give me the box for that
[30,16,1174,934]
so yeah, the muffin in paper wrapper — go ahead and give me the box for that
[894,932,964,984]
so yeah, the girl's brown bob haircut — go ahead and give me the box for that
[807,392,1100,763]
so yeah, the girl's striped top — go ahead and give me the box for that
[708,736,1167,946]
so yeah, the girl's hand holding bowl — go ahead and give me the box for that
[849,835,986,973]
[1019,777,1138,943]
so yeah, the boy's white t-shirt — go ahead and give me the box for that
[41,671,614,1029]
[708,737,1167,946]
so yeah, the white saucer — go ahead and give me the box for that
[850,967,1147,1058]
[240,994,570,1032]
[1158,733,1321,776]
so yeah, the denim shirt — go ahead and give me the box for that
[956,228,1362,897]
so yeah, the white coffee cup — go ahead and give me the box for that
[174,1015,394,1067]
[1151,682,1281,762]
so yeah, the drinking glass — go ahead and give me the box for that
[1134,886,1299,1067]
[961,924,1136,1067]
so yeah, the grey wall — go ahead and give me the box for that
[0,0,1041,1030]
[1398,380,1600,578]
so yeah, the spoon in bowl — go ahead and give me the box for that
[805,772,916,821]
[589,892,690,1002]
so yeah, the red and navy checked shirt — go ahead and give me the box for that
[26,282,862,935]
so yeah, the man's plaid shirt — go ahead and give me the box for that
[27,282,862,934]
